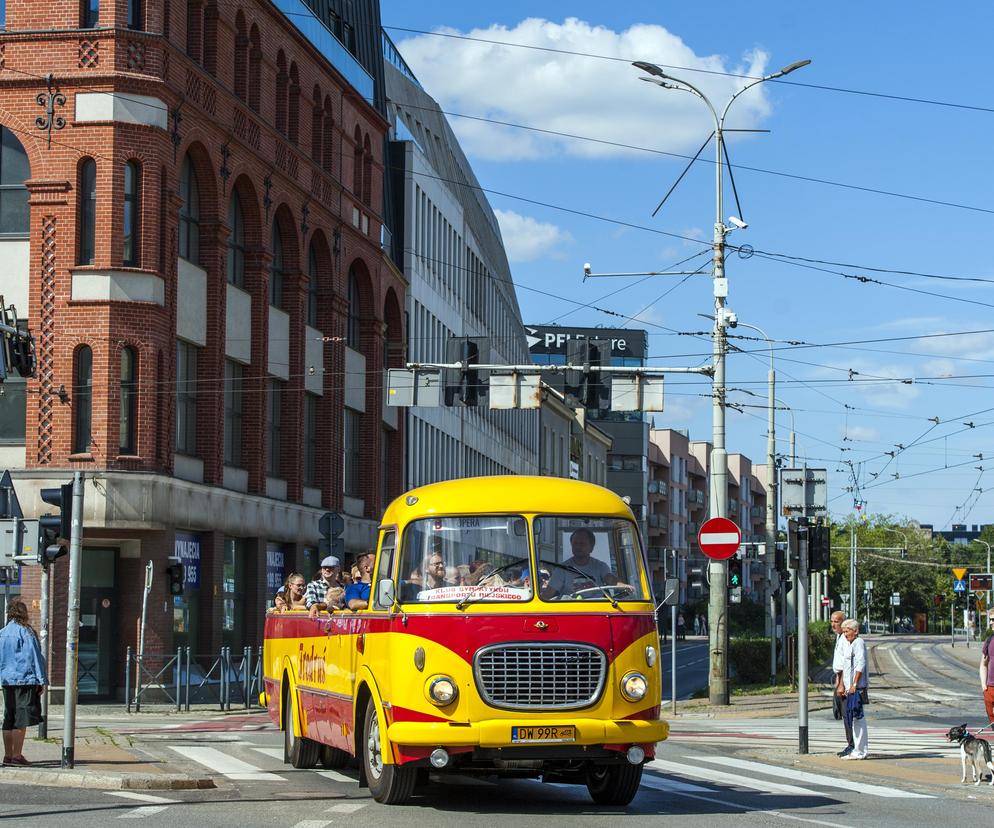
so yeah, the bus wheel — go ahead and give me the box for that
[283,687,320,769]
[321,743,351,769]
[586,762,643,806]
[363,699,416,804]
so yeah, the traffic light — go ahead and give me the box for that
[443,337,488,406]
[728,554,743,589]
[564,339,611,410]
[37,482,72,565]
[787,519,801,569]
[775,544,786,573]
[166,563,184,596]
[809,524,831,571]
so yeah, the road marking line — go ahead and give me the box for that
[691,755,932,798]
[317,769,355,783]
[168,745,286,781]
[106,793,179,804]
[648,759,819,796]
[325,803,366,813]
[118,806,170,819]
[291,822,332,828]
[640,773,717,794]
[252,746,286,761]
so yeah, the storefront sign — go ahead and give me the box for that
[266,543,287,594]
[175,532,201,589]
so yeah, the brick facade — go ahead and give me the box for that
[1,0,404,699]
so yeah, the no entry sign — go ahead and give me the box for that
[698,517,741,561]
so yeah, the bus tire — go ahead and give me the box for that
[363,698,416,804]
[283,686,320,769]
[321,744,351,769]
[585,762,643,806]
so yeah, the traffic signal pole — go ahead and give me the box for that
[38,562,50,739]
[798,525,809,754]
[62,471,84,769]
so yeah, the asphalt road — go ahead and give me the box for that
[1,636,991,827]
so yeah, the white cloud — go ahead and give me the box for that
[494,209,573,262]
[395,19,772,161]
[842,424,880,443]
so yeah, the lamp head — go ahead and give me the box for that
[769,59,812,80]
[632,61,666,78]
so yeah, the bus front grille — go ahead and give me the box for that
[473,643,606,710]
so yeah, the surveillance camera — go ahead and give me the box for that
[583,262,592,276]
[721,309,738,328]
[728,216,748,230]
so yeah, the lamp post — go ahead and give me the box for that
[634,57,810,705]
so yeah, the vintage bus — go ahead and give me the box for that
[262,476,667,805]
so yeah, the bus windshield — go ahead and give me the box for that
[397,516,533,604]
[533,516,648,602]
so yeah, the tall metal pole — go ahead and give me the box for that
[38,563,50,739]
[850,524,857,620]
[62,471,84,769]
[798,526,809,753]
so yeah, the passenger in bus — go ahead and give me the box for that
[523,568,554,599]
[306,556,346,618]
[274,573,307,611]
[547,529,618,596]
[345,552,375,610]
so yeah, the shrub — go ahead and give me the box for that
[728,636,771,684]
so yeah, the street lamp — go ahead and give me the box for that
[635,57,811,706]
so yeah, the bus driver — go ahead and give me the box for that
[547,528,619,596]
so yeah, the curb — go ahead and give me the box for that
[0,768,216,791]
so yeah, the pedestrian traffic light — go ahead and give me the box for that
[443,337,488,406]
[809,524,831,571]
[775,544,786,573]
[37,482,72,565]
[787,519,801,569]
[728,555,743,589]
[564,339,611,410]
[166,563,184,596]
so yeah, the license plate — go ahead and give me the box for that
[511,725,576,743]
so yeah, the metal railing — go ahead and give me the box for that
[126,646,264,712]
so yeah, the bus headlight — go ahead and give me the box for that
[620,671,648,702]
[428,676,458,705]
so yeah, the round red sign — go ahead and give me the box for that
[697,517,741,560]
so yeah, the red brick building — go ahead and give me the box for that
[0,0,405,699]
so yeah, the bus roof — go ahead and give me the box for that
[381,476,635,528]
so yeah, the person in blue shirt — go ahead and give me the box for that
[345,552,375,610]
[1,599,48,766]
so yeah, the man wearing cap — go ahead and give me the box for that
[306,556,346,618]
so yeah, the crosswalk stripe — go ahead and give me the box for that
[648,759,819,796]
[168,746,286,782]
[106,793,178,805]
[291,822,332,828]
[252,747,286,761]
[317,769,354,783]
[640,773,716,794]
[325,803,366,813]
[118,806,170,819]
[691,755,932,798]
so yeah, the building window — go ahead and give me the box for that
[73,346,93,454]
[303,393,317,487]
[223,361,243,466]
[275,51,288,136]
[288,62,300,144]
[226,191,245,287]
[248,25,261,112]
[234,12,248,102]
[346,268,360,348]
[352,125,362,199]
[119,346,137,454]
[123,160,140,266]
[306,244,319,328]
[127,0,142,29]
[311,86,322,161]
[269,223,283,307]
[362,133,372,205]
[381,427,392,506]
[176,341,198,455]
[82,0,99,28]
[202,1,218,76]
[343,408,360,497]
[178,154,200,264]
[322,97,335,174]
[0,126,30,237]
[267,379,282,477]
[0,376,26,445]
[78,158,97,265]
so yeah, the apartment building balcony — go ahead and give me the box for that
[648,514,667,529]
[750,505,764,519]
[648,480,669,497]
[729,498,739,513]
[688,489,705,506]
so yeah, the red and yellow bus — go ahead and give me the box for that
[262,476,667,804]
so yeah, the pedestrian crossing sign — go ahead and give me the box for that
[953,578,967,593]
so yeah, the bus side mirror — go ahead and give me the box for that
[376,579,395,609]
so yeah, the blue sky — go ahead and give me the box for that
[381,1,994,528]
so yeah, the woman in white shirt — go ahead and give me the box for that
[840,618,869,759]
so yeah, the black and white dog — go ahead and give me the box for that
[946,724,994,786]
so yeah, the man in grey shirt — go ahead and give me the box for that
[547,529,616,597]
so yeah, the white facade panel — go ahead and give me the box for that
[177,259,207,345]
[75,92,169,129]
[225,283,252,364]
[344,347,366,412]
[0,240,29,312]
[304,325,323,395]
[72,269,164,304]
[268,307,290,380]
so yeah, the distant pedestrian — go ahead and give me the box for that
[0,599,47,766]
[980,610,994,723]
[839,618,869,760]
[698,613,708,637]
[693,615,701,636]
[830,610,854,757]
[677,613,686,641]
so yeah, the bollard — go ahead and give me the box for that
[244,646,251,710]
[222,647,230,711]
[125,646,132,714]
[175,647,182,713]
[184,647,191,712]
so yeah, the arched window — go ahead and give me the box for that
[73,346,93,454]
[123,160,141,267]
[248,25,261,112]
[0,126,30,237]
[275,51,288,136]
[288,63,300,144]
[127,0,142,30]
[82,0,99,28]
[226,191,245,287]
[322,97,334,174]
[185,0,202,63]
[307,244,319,328]
[234,12,248,102]
[119,346,137,455]
[178,154,200,264]
[311,86,322,162]
[346,267,360,348]
[362,133,372,206]
[352,125,362,199]
[78,158,97,265]
[269,223,283,307]
[202,1,218,76]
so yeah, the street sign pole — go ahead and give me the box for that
[62,471,84,769]
[798,523,809,754]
